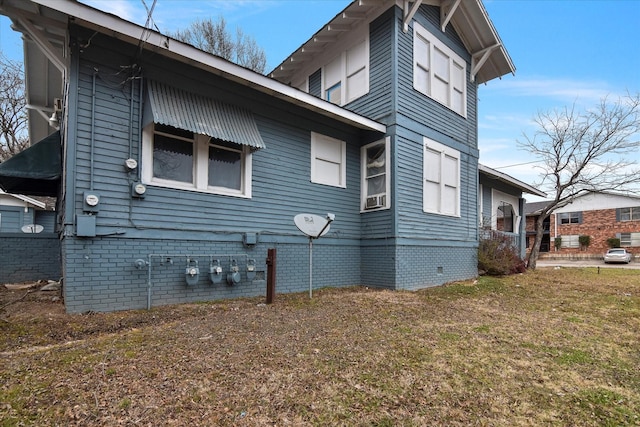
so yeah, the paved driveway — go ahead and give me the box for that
[536,259,640,270]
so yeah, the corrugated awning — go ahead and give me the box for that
[0,131,61,197]
[145,80,266,150]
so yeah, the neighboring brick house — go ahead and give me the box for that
[525,192,640,260]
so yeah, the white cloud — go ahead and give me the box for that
[487,77,618,104]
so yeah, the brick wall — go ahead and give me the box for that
[0,234,61,283]
[60,236,363,313]
[60,235,479,313]
[530,208,640,257]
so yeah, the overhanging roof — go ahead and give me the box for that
[270,0,515,85]
[479,164,546,198]
[0,0,386,139]
[0,130,61,197]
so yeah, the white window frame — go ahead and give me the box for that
[361,137,391,212]
[310,132,347,188]
[560,234,580,249]
[142,123,252,198]
[413,23,467,117]
[619,206,640,221]
[321,38,369,106]
[423,137,460,217]
[620,232,640,247]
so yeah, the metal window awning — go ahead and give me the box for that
[0,130,61,197]
[145,80,266,150]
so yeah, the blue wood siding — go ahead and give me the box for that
[346,8,395,123]
[0,207,21,232]
[396,5,477,148]
[69,26,375,243]
[34,210,56,232]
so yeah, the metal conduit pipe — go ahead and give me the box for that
[143,254,251,309]
[90,71,96,190]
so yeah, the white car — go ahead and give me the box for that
[603,248,632,264]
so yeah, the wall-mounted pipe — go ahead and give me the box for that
[142,253,252,309]
[89,70,96,191]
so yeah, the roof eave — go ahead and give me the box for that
[479,164,546,198]
[26,0,386,134]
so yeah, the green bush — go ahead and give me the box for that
[578,235,591,250]
[554,237,562,250]
[607,237,621,248]
[478,231,526,276]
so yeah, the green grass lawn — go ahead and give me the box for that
[1,267,639,426]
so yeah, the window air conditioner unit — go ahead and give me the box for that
[365,194,385,209]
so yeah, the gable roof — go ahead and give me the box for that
[524,191,640,216]
[0,0,386,145]
[479,164,546,197]
[524,200,551,216]
[270,0,515,85]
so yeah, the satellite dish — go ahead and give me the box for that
[294,213,331,238]
[21,224,44,234]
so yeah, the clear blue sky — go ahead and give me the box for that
[2,1,639,199]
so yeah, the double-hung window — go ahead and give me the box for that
[323,38,369,106]
[361,138,391,211]
[558,211,581,224]
[618,207,640,221]
[310,132,346,188]
[144,123,251,197]
[423,138,460,217]
[413,23,466,117]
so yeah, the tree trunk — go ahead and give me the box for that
[526,215,547,270]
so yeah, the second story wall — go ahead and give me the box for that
[396,4,477,149]
[65,25,384,243]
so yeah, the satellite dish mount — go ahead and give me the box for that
[293,213,335,298]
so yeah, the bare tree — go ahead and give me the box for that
[522,93,640,269]
[172,16,267,74]
[0,54,28,162]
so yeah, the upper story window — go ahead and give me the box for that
[143,123,252,198]
[423,137,460,217]
[310,132,346,188]
[413,23,467,117]
[618,207,640,221]
[361,138,391,211]
[322,38,369,106]
[558,211,582,225]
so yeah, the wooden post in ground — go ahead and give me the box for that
[266,248,276,304]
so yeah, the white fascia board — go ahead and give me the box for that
[0,189,47,209]
[479,164,546,198]
[29,0,386,134]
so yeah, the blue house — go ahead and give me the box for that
[0,0,515,313]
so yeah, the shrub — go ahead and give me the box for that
[578,235,591,250]
[478,231,526,276]
[554,237,562,250]
[607,237,621,248]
